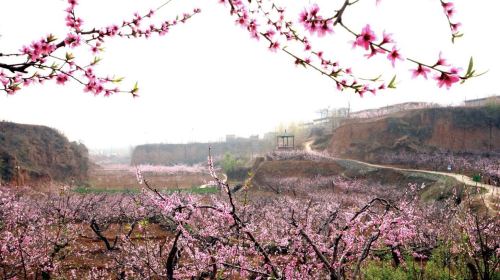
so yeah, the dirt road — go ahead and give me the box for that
[199,173,228,189]
[304,140,498,212]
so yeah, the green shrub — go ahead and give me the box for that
[362,245,472,280]
[423,260,454,280]
[221,152,245,173]
[363,262,407,280]
[472,173,481,183]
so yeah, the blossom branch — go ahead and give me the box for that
[0,0,200,95]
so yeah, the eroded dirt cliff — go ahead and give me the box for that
[0,122,89,186]
[328,106,500,161]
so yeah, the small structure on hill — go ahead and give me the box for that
[276,130,295,150]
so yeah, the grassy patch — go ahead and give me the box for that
[73,186,140,194]
[403,171,445,182]
[420,184,460,202]
[336,159,378,173]
[163,186,219,195]
[73,185,218,195]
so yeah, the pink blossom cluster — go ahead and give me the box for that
[65,0,83,32]
[298,4,333,37]
[351,24,463,89]
[353,25,403,69]
[256,175,385,197]
[441,1,462,38]
[20,38,57,63]
[268,149,334,162]
[426,52,462,89]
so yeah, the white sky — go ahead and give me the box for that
[0,0,498,150]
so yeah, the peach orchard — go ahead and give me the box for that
[0,0,498,279]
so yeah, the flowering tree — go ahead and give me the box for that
[0,0,483,96]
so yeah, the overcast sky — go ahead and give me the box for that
[0,0,498,150]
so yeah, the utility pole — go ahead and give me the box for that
[347,100,351,118]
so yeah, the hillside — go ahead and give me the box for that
[0,122,89,185]
[131,140,273,165]
[328,106,500,160]
[248,152,475,204]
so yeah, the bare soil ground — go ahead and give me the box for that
[88,166,213,191]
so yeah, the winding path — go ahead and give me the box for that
[199,173,228,189]
[304,140,498,212]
